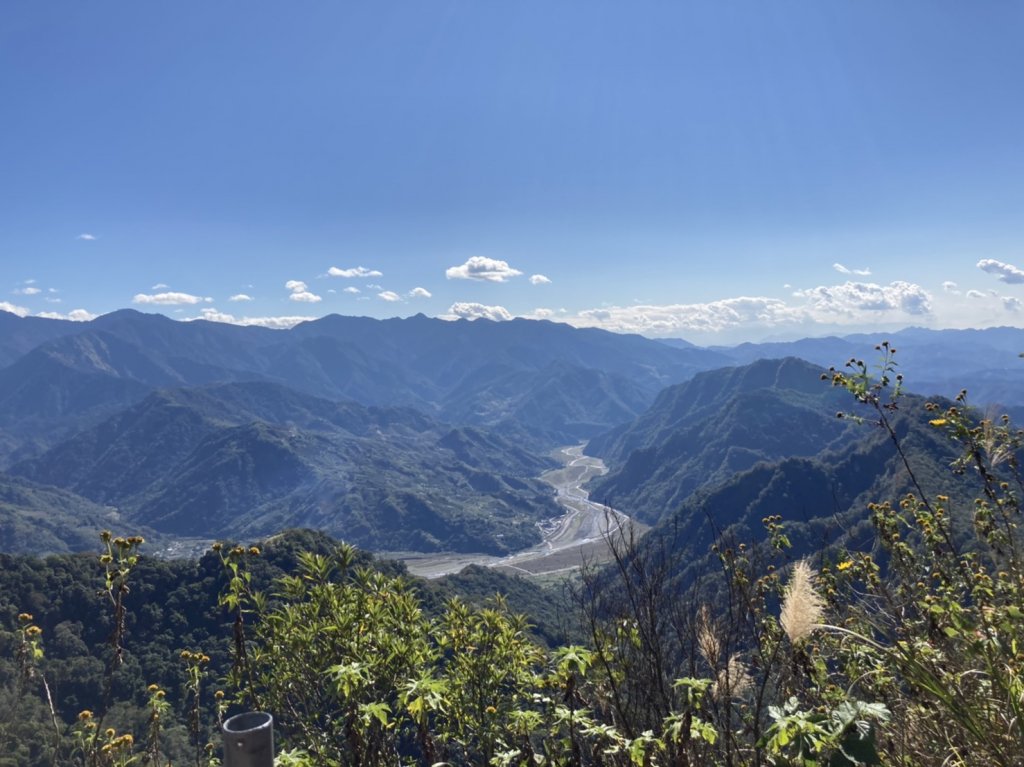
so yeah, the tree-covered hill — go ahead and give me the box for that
[9,383,561,554]
[586,358,856,523]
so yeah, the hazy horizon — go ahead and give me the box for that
[6,304,1023,349]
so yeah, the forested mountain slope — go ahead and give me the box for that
[587,358,856,523]
[9,382,559,554]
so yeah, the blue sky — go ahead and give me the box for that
[2,1,1024,343]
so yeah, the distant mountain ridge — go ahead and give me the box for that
[0,310,728,460]
[712,326,1024,406]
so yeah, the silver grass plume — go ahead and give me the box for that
[780,559,825,644]
[696,605,720,668]
[713,653,752,701]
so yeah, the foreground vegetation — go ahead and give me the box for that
[4,347,1024,765]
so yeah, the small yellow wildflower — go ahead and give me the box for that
[836,560,853,572]
[929,418,947,427]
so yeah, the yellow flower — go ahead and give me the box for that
[929,418,947,427]
[836,560,853,572]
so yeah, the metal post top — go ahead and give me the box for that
[223,711,273,734]
[223,711,274,767]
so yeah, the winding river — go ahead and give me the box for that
[399,444,641,579]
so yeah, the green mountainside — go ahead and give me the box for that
[9,383,558,554]
[0,473,127,554]
[626,390,985,597]
[587,358,856,523]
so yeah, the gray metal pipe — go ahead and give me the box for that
[222,711,274,767]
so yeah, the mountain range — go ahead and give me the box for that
[0,308,1020,558]
[0,310,724,462]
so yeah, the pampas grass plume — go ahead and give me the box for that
[780,559,825,643]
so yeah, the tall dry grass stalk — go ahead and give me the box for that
[714,653,752,701]
[780,559,824,643]
[696,605,720,668]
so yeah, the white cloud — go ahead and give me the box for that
[529,274,552,285]
[191,308,314,329]
[572,297,805,335]
[966,289,986,299]
[151,283,170,290]
[77,233,96,241]
[531,308,555,318]
[445,256,523,283]
[793,280,931,317]
[408,287,432,298]
[0,301,29,317]
[14,286,41,296]
[366,283,382,290]
[378,290,401,302]
[833,263,872,277]
[229,294,253,302]
[45,297,62,304]
[977,258,1024,284]
[343,287,360,294]
[36,309,96,322]
[1004,297,1022,312]
[328,266,383,278]
[942,281,960,294]
[445,302,514,322]
[557,280,933,338]
[286,280,321,303]
[133,291,206,305]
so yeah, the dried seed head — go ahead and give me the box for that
[780,559,825,644]
[696,605,720,668]
[713,654,752,701]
